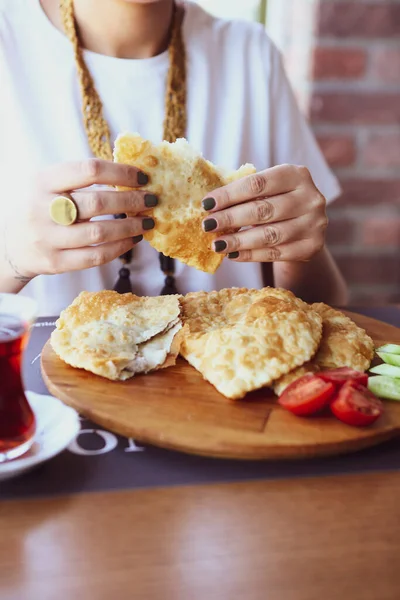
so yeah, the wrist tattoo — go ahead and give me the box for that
[6,254,32,284]
[3,227,32,285]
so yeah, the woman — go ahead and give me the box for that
[0,0,348,316]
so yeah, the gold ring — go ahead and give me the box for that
[49,194,78,226]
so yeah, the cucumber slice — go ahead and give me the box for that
[377,352,400,367]
[376,344,400,355]
[368,376,400,401]
[370,364,400,378]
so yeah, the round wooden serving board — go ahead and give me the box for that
[41,311,400,460]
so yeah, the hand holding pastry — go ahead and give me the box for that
[2,159,156,285]
[202,164,328,263]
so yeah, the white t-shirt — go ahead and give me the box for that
[0,0,340,316]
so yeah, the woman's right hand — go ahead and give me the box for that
[2,159,156,285]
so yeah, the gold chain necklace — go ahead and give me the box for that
[59,0,186,293]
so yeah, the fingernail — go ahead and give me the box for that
[228,251,239,259]
[133,235,143,244]
[142,217,155,230]
[144,193,158,208]
[137,171,149,185]
[202,197,216,211]
[203,218,217,232]
[214,240,227,253]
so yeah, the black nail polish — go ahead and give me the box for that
[214,240,227,253]
[202,197,216,211]
[228,251,239,259]
[133,235,143,244]
[143,217,155,230]
[203,218,217,232]
[144,193,158,208]
[137,171,149,185]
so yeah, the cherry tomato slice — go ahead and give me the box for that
[330,381,383,427]
[278,374,336,416]
[318,367,368,387]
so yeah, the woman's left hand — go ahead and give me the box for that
[202,164,328,262]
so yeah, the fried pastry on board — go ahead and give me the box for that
[113,132,256,274]
[273,303,375,396]
[180,287,323,400]
[51,291,183,381]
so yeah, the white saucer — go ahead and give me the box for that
[0,392,80,482]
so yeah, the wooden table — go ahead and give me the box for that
[1,471,400,600]
[2,304,400,600]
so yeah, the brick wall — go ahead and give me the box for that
[268,0,400,304]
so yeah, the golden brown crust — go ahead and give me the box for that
[180,287,323,399]
[51,291,183,380]
[113,133,256,274]
[311,303,375,370]
[273,303,375,395]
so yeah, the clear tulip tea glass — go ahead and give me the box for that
[0,294,37,462]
